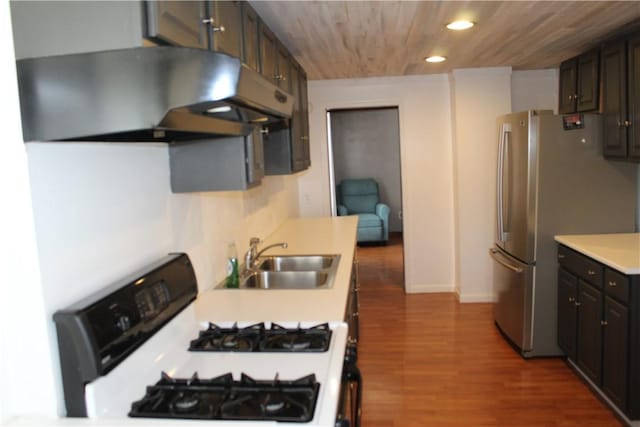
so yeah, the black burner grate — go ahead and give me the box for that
[189,322,332,353]
[129,372,319,422]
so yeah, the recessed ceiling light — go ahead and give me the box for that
[446,20,475,31]
[425,56,446,63]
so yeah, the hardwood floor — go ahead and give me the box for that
[356,233,622,426]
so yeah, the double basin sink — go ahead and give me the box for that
[238,255,341,290]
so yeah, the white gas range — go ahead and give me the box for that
[53,253,349,426]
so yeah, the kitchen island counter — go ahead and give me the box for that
[554,233,640,275]
[195,216,359,322]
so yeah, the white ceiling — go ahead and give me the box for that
[250,1,640,80]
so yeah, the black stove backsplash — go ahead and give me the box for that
[53,253,198,417]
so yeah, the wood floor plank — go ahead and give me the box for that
[356,234,622,426]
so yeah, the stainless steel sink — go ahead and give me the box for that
[240,271,329,289]
[256,255,338,272]
[221,254,341,290]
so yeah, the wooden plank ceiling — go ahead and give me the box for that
[249,1,640,80]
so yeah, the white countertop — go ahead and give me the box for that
[554,233,640,275]
[195,216,359,322]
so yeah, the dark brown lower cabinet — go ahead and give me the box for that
[557,244,639,420]
[577,280,603,385]
[557,268,578,360]
[602,296,628,411]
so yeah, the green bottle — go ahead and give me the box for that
[225,242,240,288]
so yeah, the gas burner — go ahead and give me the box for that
[189,322,264,352]
[129,372,320,422]
[189,322,332,353]
[261,323,332,352]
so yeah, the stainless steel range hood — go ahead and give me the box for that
[16,47,294,142]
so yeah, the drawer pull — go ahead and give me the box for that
[608,281,617,287]
[601,320,608,326]
[587,269,596,276]
[558,254,566,259]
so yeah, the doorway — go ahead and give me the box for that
[327,107,404,281]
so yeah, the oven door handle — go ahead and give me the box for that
[345,364,362,427]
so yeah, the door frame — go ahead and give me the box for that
[324,100,408,291]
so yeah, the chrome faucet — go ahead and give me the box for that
[244,237,288,273]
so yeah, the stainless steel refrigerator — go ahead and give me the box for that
[490,110,638,358]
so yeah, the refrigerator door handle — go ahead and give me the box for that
[502,126,511,240]
[496,124,505,242]
[496,123,511,243]
[489,248,523,273]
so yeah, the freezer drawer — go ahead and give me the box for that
[490,247,534,353]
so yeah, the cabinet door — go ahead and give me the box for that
[559,58,577,114]
[290,65,305,172]
[208,1,242,58]
[145,1,207,48]
[628,33,640,160]
[602,40,628,158]
[275,43,292,92]
[241,2,259,71]
[258,22,277,84]
[299,69,311,168]
[577,50,600,112]
[577,281,603,385]
[558,268,578,360]
[602,296,628,412]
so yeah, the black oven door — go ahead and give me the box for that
[335,345,362,427]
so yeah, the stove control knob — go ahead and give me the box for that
[115,315,131,332]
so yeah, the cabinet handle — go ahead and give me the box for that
[300,136,309,141]
[574,93,580,100]
[260,128,269,135]
[601,320,608,326]
[274,74,286,81]
[587,269,596,276]
[202,18,225,32]
[558,254,565,259]
[352,311,359,318]
[608,281,617,287]
[625,120,632,127]
[574,301,581,307]
[568,297,575,303]
[568,95,574,100]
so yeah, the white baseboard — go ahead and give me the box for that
[455,289,496,303]
[404,284,454,294]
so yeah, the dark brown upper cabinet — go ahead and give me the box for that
[558,50,600,114]
[602,32,640,162]
[258,22,278,85]
[241,2,259,72]
[145,1,208,49]
[206,1,243,58]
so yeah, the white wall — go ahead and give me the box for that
[511,69,559,113]
[25,143,298,416]
[301,75,456,293]
[450,67,512,302]
[0,2,56,422]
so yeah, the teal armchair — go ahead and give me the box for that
[337,178,390,243]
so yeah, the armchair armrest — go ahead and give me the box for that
[375,203,390,241]
[338,204,349,216]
